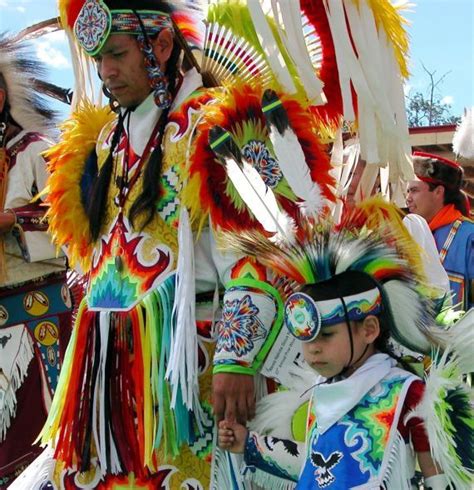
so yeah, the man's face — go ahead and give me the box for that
[406,179,439,222]
[94,34,152,108]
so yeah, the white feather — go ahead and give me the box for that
[430,309,474,375]
[225,156,295,240]
[247,0,297,95]
[453,108,474,159]
[268,125,324,217]
[248,364,315,440]
[270,0,325,104]
[0,37,56,134]
[383,280,433,354]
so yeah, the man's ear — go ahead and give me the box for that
[433,184,445,201]
[361,315,380,344]
[152,28,174,69]
[0,88,6,114]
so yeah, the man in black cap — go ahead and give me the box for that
[407,151,473,310]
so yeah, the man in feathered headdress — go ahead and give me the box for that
[0,34,72,487]
[14,1,323,488]
[406,152,473,310]
[11,0,426,487]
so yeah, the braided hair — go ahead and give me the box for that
[87,0,182,241]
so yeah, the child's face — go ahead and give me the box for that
[302,320,374,378]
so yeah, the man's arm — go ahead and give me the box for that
[208,227,284,425]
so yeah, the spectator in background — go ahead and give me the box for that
[0,34,72,487]
[406,152,473,310]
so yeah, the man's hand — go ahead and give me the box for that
[212,372,255,424]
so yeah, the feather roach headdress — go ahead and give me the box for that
[0,33,56,133]
[222,197,438,355]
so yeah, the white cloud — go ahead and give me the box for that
[35,41,70,69]
[42,30,68,44]
[0,0,9,7]
[16,6,26,12]
[403,83,411,96]
[441,95,454,106]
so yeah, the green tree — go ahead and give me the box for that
[406,64,461,127]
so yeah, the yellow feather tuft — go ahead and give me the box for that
[351,0,411,79]
[180,171,208,237]
[45,100,115,270]
[353,196,425,280]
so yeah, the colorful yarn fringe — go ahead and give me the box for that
[40,275,200,476]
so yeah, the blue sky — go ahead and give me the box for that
[1,0,472,119]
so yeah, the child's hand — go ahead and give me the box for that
[218,420,248,454]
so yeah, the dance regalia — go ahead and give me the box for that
[219,198,474,490]
[430,211,474,310]
[0,131,71,488]
[241,355,429,490]
[21,68,327,489]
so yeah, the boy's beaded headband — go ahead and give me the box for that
[285,288,382,342]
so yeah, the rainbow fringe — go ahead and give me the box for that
[40,275,200,476]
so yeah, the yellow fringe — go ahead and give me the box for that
[355,196,425,281]
[351,0,411,79]
[44,101,115,270]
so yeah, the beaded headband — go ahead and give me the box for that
[74,0,172,56]
[285,288,382,342]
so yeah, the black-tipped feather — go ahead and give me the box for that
[262,88,289,135]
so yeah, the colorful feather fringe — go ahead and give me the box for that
[39,276,200,476]
[182,83,335,235]
[407,344,474,489]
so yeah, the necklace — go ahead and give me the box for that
[112,110,167,273]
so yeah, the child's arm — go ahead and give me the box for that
[218,420,303,484]
[405,382,448,490]
[416,452,447,490]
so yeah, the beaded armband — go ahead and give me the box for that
[213,278,283,375]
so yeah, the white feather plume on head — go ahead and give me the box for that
[383,280,433,355]
[0,33,56,134]
[453,107,474,159]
